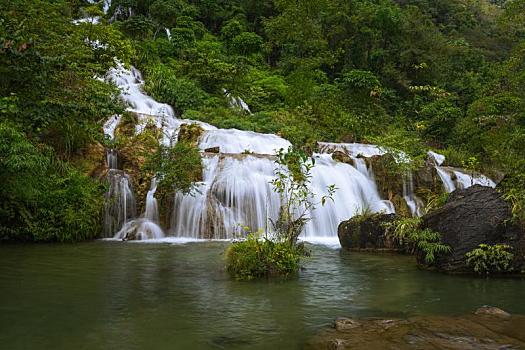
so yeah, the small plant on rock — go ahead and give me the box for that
[385,217,451,264]
[466,244,514,275]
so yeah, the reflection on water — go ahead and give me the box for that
[0,242,524,350]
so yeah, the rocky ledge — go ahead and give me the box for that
[338,213,399,251]
[421,185,525,273]
[304,307,525,350]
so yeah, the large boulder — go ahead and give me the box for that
[338,213,399,251]
[421,185,525,273]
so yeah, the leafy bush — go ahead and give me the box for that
[143,140,203,206]
[0,122,104,242]
[386,217,451,264]
[144,63,208,115]
[225,234,304,281]
[466,244,514,275]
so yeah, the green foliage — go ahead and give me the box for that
[466,244,514,274]
[0,123,103,242]
[386,217,451,264]
[225,233,304,280]
[271,147,335,244]
[144,63,209,115]
[144,141,203,195]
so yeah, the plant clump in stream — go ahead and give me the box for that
[226,147,334,280]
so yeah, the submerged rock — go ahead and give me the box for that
[421,185,525,273]
[338,213,399,251]
[305,309,525,350]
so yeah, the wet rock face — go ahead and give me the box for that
[421,185,524,272]
[338,214,399,251]
[305,309,525,350]
[331,151,354,166]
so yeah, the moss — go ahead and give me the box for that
[368,154,404,199]
[116,125,162,214]
[70,142,107,179]
[177,123,204,146]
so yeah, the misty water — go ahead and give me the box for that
[1,241,524,350]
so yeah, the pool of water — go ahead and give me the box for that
[0,241,524,350]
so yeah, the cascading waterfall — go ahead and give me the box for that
[303,154,394,238]
[106,149,118,170]
[402,171,424,217]
[113,177,164,240]
[103,170,137,237]
[170,154,281,239]
[102,64,497,241]
[144,178,160,223]
[429,151,496,193]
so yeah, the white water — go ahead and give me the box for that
[435,166,496,193]
[199,129,291,154]
[144,178,160,223]
[103,170,136,237]
[106,149,118,170]
[402,171,424,217]
[223,89,252,114]
[318,142,385,158]
[428,151,446,166]
[303,154,394,237]
[103,115,121,140]
[170,155,280,239]
[103,64,498,241]
[114,219,165,240]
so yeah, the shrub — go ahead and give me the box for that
[0,122,104,242]
[385,217,451,264]
[466,244,514,274]
[225,234,304,281]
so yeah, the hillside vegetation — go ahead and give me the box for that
[1,0,524,241]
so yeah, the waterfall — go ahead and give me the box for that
[435,166,496,193]
[165,28,171,41]
[144,178,160,223]
[112,177,164,240]
[106,149,118,170]
[436,166,456,193]
[402,171,424,217]
[103,170,137,237]
[102,64,496,241]
[170,155,280,239]
[303,154,394,237]
[103,64,397,240]
[223,89,252,114]
[199,129,291,155]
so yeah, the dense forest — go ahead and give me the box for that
[1,0,524,241]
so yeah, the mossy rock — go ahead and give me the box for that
[332,151,355,166]
[71,142,108,179]
[391,194,412,218]
[178,123,204,146]
[368,154,403,199]
[117,127,161,213]
[338,213,400,251]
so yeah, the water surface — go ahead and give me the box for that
[0,241,523,349]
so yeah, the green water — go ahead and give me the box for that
[0,241,524,350]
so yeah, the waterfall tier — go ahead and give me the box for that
[102,64,497,241]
